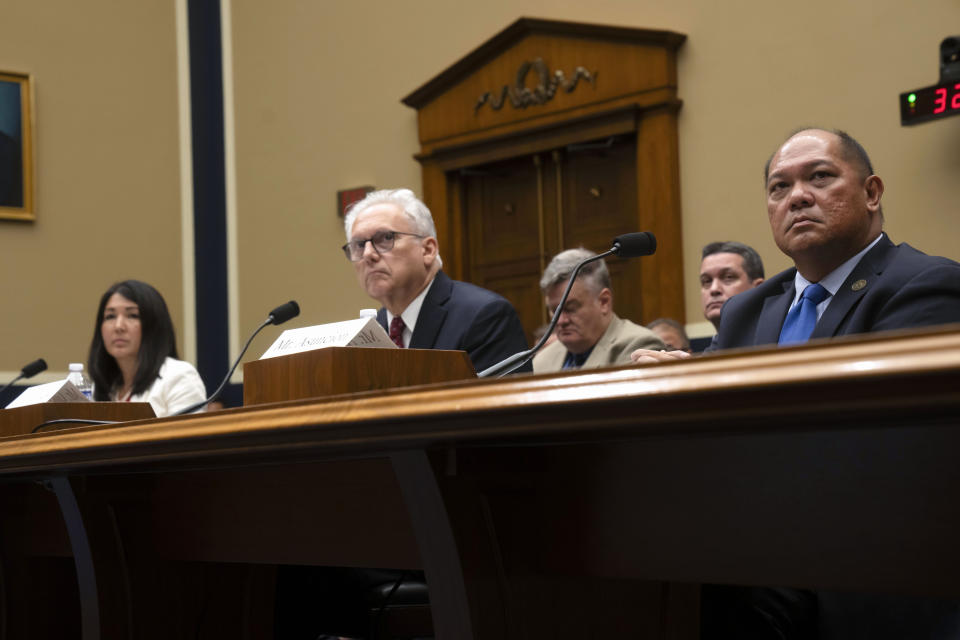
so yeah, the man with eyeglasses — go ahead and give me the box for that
[343,188,530,374]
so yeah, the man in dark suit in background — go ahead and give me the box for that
[699,240,765,331]
[342,188,530,373]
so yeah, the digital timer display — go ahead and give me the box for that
[900,81,960,126]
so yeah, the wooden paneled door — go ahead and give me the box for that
[461,136,642,340]
[403,18,688,342]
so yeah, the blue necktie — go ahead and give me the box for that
[778,283,830,345]
[562,350,590,369]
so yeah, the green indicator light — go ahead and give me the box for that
[908,93,917,104]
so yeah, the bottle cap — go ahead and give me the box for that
[359,308,378,319]
[69,363,84,371]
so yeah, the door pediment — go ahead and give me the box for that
[403,18,686,153]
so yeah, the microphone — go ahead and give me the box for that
[612,232,657,258]
[1,358,48,397]
[172,300,300,416]
[478,233,657,378]
[269,300,300,325]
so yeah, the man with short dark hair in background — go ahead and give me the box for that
[700,241,765,329]
[533,248,663,372]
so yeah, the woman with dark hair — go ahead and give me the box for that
[88,280,206,416]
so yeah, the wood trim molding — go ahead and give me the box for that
[416,105,643,171]
[2,325,959,475]
[402,17,685,109]
[416,88,679,154]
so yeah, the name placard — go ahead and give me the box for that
[259,317,396,360]
[6,380,89,409]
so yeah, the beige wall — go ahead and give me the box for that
[0,0,185,380]
[2,0,958,382]
[230,0,960,355]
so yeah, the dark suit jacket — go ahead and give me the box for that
[703,238,960,638]
[708,234,960,352]
[377,270,530,374]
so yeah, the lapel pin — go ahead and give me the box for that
[851,279,867,291]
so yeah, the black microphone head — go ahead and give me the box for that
[21,358,47,379]
[612,232,657,258]
[268,300,300,325]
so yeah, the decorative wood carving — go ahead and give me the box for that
[474,58,597,112]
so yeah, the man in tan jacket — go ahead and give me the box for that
[533,248,663,372]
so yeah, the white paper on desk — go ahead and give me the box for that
[5,380,90,409]
[259,317,397,360]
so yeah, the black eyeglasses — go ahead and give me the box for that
[342,230,426,262]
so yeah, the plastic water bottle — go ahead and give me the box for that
[66,363,94,399]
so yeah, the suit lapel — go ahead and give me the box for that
[755,279,796,345]
[536,341,568,371]
[376,308,388,332]
[409,271,451,349]
[811,235,895,339]
[583,315,620,369]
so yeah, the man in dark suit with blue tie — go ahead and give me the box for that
[632,127,960,366]
[709,127,960,352]
[343,188,530,374]
[633,129,960,638]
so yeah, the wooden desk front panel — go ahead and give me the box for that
[117,458,420,569]
[446,422,960,597]
[0,328,957,639]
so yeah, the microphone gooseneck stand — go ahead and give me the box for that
[478,232,657,378]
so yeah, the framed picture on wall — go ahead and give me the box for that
[0,71,34,221]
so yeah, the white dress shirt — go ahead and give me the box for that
[385,277,436,348]
[787,233,883,321]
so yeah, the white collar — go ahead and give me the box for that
[385,275,436,342]
[791,233,883,305]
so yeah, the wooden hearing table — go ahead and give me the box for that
[0,331,958,638]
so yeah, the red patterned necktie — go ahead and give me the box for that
[389,316,406,348]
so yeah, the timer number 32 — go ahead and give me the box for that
[934,85,960,114]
